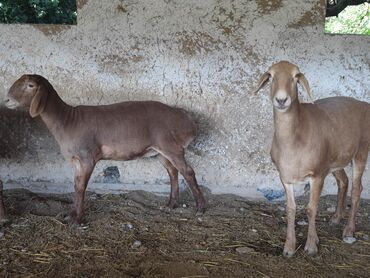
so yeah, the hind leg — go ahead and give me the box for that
[343,149,368,239]
[159,155,180,209]
[304,176,325,255]
[159,149,205,214]
[330,169,349,224]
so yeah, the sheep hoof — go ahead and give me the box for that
[195,207,205,216]
[305,248,318,256]
[329,218,340,225]
[283,249,295,258]
[329,214,342,225]
[166,201,179,210]
[343,236,357,244]
[66,211,83,226]
[304,244,318,255]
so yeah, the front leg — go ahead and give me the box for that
[304,176,325,255]
[343,154,367,239]
[70,158,95,225]
[282,182,296,257]
[330,170,348,224]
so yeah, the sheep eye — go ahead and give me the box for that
[28,84,34,88]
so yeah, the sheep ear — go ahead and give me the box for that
[252,72,271,94]
[29,84,48,118]
[296,72,313,103]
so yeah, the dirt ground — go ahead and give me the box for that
[1,187,370,278]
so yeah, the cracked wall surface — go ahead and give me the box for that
[0,0,369,199]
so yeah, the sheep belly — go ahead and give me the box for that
[101,145,158,161]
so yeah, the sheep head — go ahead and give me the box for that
[253,61,313,112]
[5,74,50,118]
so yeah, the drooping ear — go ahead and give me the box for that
[296,72,313,103]
[252,72,271,94]
[29,80,48,118]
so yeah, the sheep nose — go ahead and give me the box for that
[276,97,288,106]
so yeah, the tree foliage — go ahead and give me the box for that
[0,0,77,25]
[325,3,370,35]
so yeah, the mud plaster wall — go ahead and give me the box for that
[0,0,369,199]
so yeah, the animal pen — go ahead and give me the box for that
[0,0,369,277]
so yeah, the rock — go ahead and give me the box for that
[0,230,4,238]
[89,194,97,200]
[197,217,203,222]
[298,232,303,237]
[251,228,258,233]
[239,207,245,212]
[327,206,336,213]
[126,222,134,229]
[236,246,254,254]
[362,234,369,241]
[297,205,305,211]
[297,220,308,226]
[343,236,357,244]
[257,188,285,201]
[277,206,285,211]
[0,218,8,225]
[132,240,142,249]
[182,204,187,208]
[77,224,89,230]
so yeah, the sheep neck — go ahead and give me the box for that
[40,91,73,139]
[273,99,301,145]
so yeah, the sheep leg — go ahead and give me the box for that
[282,182,296,257]
[0,180,5,222]
[159,155,180,209]
[343,151,368,239]
[70,158,94,225]
[174,157,205,214]
[304,177,324,255]
[161,150,205,214]
[330,169,349,224]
